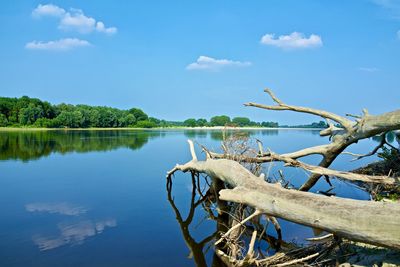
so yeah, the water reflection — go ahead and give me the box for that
[26,201,116,251]
[33,219,117,251]
[183,130,209,139]
[0,130,164,161]
[26,202,87,216]
[182,129,280,141]
[167,174,227,267]
[166,174,284,266]
[0,129,289,162]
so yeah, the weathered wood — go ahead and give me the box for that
[268,152,398,185]
[222,88,400,191]
[168,140,400,250]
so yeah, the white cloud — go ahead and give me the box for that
[32,4,117,35]
[186,56,251,71]
[260,32,323,49]
[32,4,66,18]
[25,38,91,51]
[59,8,96,33]
[96,21,117,34]
[359,67,380,72]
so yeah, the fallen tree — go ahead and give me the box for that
[166,89,400,265]
[209,89,400,191]
[167,140,400,250]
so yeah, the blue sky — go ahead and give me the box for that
[0,1,399,124]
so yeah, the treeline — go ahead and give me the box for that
[0,96,327,129]
[181,116,279,128]
[280,121,328,128]
[0,96,159,128]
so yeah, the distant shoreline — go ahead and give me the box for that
[0,127,325,131]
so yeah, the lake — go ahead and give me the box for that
[0,129,378,266]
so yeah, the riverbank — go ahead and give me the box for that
[0,126,325,131]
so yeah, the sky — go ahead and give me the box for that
[0,0,399,124]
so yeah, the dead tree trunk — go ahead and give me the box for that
[168,140,400,250]
[210,89,400,191]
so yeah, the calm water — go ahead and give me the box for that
[0,129,377,266]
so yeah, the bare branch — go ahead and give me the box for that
[188,139,197,161]
[215,209,262,245]
[166,164,180,177]
[280,144,330,158]
[243,88,400,191]
[208,144,332,163]
[245,88,354,131]
[343,136,386,161]
[256,139,264,155]
[267,216,282,240]
[275,252,320,267]
[269,152,397,185]
[346,113,362,119]
[320,119,343,137]
[264,88,284,105]
[245,230,257,259]
[306,233,334,242]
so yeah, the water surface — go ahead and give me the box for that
[0,129,377,266]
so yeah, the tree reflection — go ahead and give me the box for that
[210,130,256,141]
[0,130,163,161]
[183,130,209,139]
[166,173,284,266]
[167,173,228,266]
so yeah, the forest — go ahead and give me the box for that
[0,96,324,129]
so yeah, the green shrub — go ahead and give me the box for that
[133,120,157,128]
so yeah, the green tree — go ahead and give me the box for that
[0,96,152,129]
[98,109,117,127]
[89,109,100,127]
[210,115,231,126]
[261,121,279,127]
[232,117,251,127]
[33,118,60,128]
[41,101,57,119]
[56,111,83,128]
[119,114,136,127]
[196,118,208,127]
[310,121,328,128]
[184,118,197,127]
[56,103,76,113]
[19,103,44,125]
[129,108,148,121]
[0,113,8,126]
[149,117,160,125]
[134,120,157,128]
[77,108,91,128]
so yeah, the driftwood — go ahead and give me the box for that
[167,140,400,250]
[209,89,400,191]
[267,152,398,185]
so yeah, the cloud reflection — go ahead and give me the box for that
[25,202,87,216]
[33,219,117,251]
